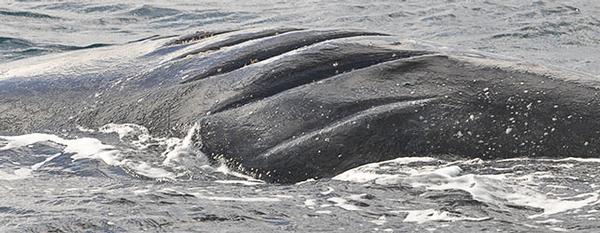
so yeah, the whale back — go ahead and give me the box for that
[2,28,600,183]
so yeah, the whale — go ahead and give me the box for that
[1,27,600,183]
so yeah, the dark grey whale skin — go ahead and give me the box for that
[1,28,600,183]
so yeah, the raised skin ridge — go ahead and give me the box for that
[218,97,439,183]
[170,27,304,60]
[163,29,235,46]
[179,29,390,83]
[208,45,433,114]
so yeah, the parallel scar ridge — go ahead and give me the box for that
[178,29,391,84]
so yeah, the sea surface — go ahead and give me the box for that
[1,0,600,232]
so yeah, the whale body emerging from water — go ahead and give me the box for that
[1,28,600,183]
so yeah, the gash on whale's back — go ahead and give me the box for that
[1,27,600,183]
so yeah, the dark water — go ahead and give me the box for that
[1,0,600,232]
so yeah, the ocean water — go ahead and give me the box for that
[1,0,599,74]
[1,0,600,232]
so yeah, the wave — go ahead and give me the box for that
[0,36,111,63]
[0,9,60,19]
[125,5,181,18]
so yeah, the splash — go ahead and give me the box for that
[0,124,206,180]
[334,156,600,222]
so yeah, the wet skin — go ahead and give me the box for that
[1,28,600,183]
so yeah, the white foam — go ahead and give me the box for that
[334,169,398,183]
[99,123,200,169]
[133,189,150,195]
[162,123,202,165]
[304,199,317,207]
[536,219,563,224]
[0,131,179,180]
[548,227,568,232]
[1,133,63,151]
[295,178,316,185]
[66,138,121,165]
[315,210,332,214]
[0,133,121,165]
[0,152,62,180]
[399,209,489,224]
[320,187,334,195]
[527,192,599,218]
[333,157,437,183]
[125,161,176,179]
[99,123,214,180]
[76,125,96,133]
[99,123,151,141]
[327,197,361,211]
[370,215,387,225]
[0,168,32,180]
[410,167,600,219]
[336,156,600,220]
[97,123,272,182]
